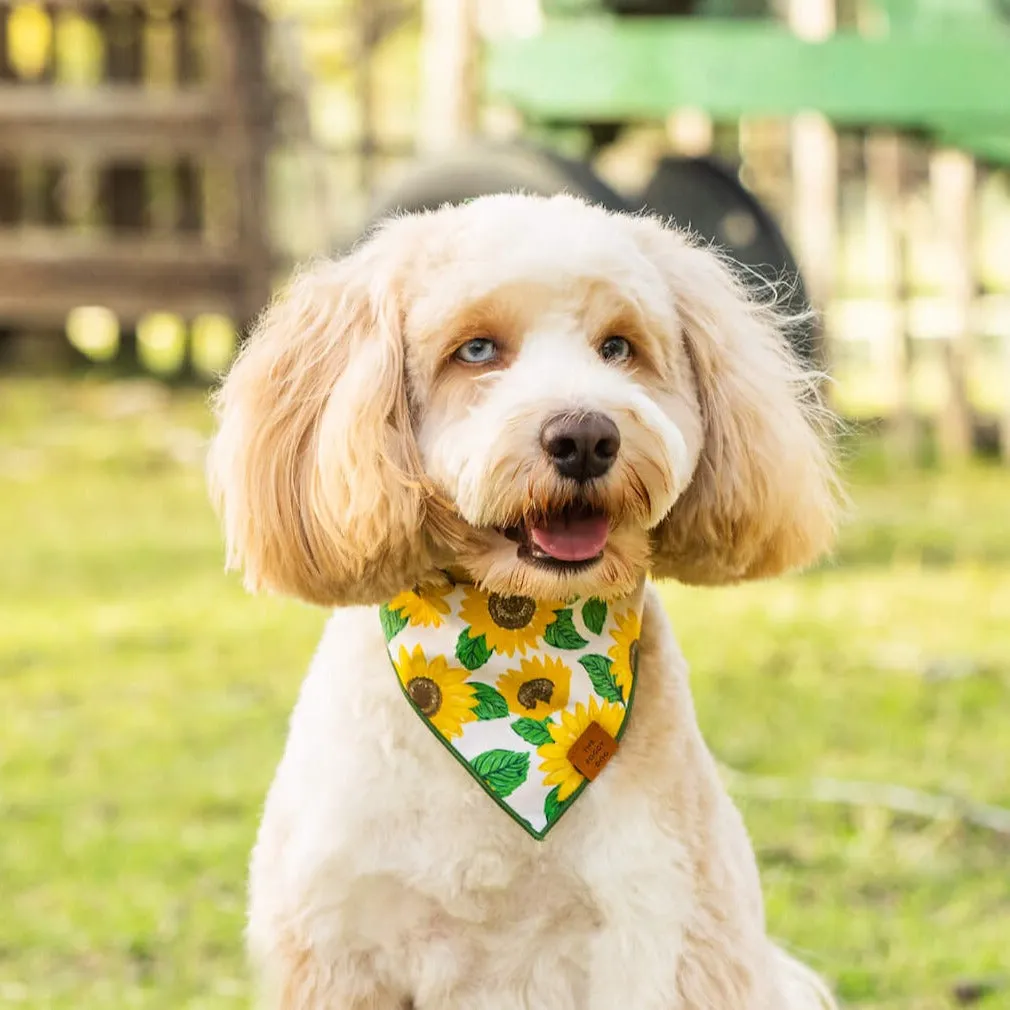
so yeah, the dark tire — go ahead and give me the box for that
[364,142,629,231]
[594,0,695,14]
[590,0,768,15]
[637,155,817,364]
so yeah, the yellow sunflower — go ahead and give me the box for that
[608,609,642,702]
[458,587,564,657]
[537,696,625,802]
[387,582,452,628]
[496,656,572,719]
[393,644,476,740]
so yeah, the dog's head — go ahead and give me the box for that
[209,194,838,605]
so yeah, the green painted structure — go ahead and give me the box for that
[485,0,1010,165]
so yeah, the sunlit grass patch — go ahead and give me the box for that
[2,378,1008,1008]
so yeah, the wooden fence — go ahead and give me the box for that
[1,0,1008,463]
[0,0,274,374]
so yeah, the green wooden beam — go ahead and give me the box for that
[485,18,1010,129]
[938,131,1010,164]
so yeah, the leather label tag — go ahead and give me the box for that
[568,721,618,781]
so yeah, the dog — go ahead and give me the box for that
[208,193,839,1009]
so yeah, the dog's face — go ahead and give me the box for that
[209,194,838,606]
[404,198,700,600]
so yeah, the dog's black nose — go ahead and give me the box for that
[540,412,621,481]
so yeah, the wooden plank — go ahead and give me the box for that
[0,9,14,82]
[0,85,228,158]
[1002,331,1010,465]
[666,107,714,157]
[0,8,20,226]
[0,231,241,266]
[485,20,1010,131]
[0,0,203,7]
[788,0,838,322]
[355,0,377,194]
[172,2,204,234]
[96,2,148,231]
[206,0,273,320]
[175,158,202,232]
[930,148,976,460]
[864,130,919,461]
[419,0,478,155]
[0,161,16,225]
[172,1,202,83]
[0,233,248,323]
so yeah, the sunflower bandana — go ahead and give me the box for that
[380,577,644,839]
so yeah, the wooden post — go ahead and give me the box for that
[0,163,16,227]
[865,130,918,459]
[0,8,19,227]
[172,3,202,234]
[97,3,148,233]
[38,1,64,228]
[354,0,379,196]
[665,108,713,158]
[418,0,478,154]
[207,0,273,322]
[736,117,794,243]
[788,0,838,317]
[930,148,976,461]
[170,5,202,234]
[66,4,104,235]
[1002,327,1010,465]
[0,5,10,79]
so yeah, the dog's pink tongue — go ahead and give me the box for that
[530,513,609,562]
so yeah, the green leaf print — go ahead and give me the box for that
[472,682,509,720]
[582,597,608,636]
[456,628,491,670]
[511,716,554,747]
[379,603,408,642]
[544,784,576,825]
[544,609,589,650]
[471,749,530,798]
[578,654,623,704]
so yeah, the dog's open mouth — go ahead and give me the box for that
[501,504,608,570]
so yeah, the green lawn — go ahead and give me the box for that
[2,378,1008,1010]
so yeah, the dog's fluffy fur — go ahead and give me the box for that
[209,194,840,1009]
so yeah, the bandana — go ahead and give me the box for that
[380,575,644,839]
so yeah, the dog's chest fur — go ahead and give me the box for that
[249,590,765,1009]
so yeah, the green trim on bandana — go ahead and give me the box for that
[381,575,644,840]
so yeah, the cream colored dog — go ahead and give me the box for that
[209,193,839,1010]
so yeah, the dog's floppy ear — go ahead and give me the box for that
[634,217,840,584]
[208,224,440,605]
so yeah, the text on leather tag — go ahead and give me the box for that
[568,721,618,781]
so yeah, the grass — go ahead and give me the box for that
[1,377,1009,1010]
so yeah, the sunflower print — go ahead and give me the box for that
[497,656,572,719]
[608,609,641,702]
[393,644,477,740]
[388,581,452,628]
[537,696,625,802]
[382,576,645,839]
[458,587,564,657]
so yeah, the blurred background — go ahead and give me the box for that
[1,0,1008,1007]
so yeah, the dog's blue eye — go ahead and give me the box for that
[455,338,498,364]
[600,336,632,363]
